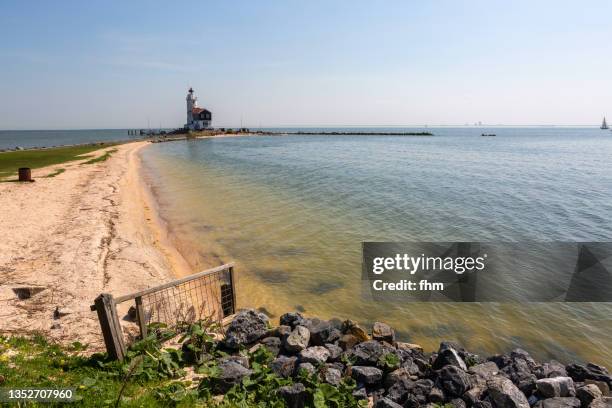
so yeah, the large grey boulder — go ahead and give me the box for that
[224,309,269,349]
[351,366,383,385]
[536,377,576,398]
[487,376,530,408]
[283,325,310,353]
[299,346,330,365]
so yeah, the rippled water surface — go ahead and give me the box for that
[140,128,612,365]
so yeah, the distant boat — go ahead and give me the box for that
[481,133,496,137]
[602,117,609,129]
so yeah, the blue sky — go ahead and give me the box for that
[1,0,611,129]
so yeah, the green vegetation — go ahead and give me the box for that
[0,322,366,407]
[44,168,66,178]
[0,144,114,178]
[80,148,118,165]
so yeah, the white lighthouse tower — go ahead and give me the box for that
[184,88,212,130]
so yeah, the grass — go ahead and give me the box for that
[80,148,118,165]
[0,322,367,407]
[0,335,193,407]
[0,144,116,178]
[44,168,66,178]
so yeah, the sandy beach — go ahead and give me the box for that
[0,142,191,350]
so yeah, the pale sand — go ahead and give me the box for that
[0,142,193,350]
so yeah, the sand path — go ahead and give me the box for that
[0,142,190,350]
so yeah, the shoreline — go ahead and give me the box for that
[0,141,193,350]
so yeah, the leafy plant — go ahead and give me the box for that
[378,352,400,370]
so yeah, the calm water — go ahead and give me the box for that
[0,129,144,150]
[140,128,612,365]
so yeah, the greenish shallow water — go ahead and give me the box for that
[140,128,612,365]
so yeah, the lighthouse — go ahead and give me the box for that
[184,88,212,130]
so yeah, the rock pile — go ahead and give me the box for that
[217,309,612,408]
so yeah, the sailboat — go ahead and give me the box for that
[602,117,609,129]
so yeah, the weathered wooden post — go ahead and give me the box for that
[18,168,32,182]
[134,296,148,339]
[92,294,126,360]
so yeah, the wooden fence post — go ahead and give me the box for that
[228,265,237,315]
[93,293,126,360]
[135,296,148,339]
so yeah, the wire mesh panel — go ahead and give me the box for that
[139,268,233,329]
[112,263,236,344]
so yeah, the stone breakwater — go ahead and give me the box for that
[214,309,611,408]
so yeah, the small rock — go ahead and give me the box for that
[325,343,343,361]
[124,306,137,321]
[212,361,252,394]
[470,362,500,379]
[279,312,305,328]
[339,334,360,350]
[220,355,250,369]
[278,382,307,408]
[352,387,368,400]
[534,397,581,408]
[271,355,298,378]
[585,380,610,396]
[224,309,269,349]
[536,377,576,398]
[351,366,383,385]
[308,320,334,346]
[428,387,445,403]
[372,322,395,343]
[434,342,468,371]
[50,323,61,330]
[384,367,412,389]
[299,346,330,365]
[451,397,467,408]
[284,326,310,353]
[487,376,530,408]
[259,337,282,356]
[576,384,602,407]
[590,397,612,408]
[272,325,292,341]
[440,365,473,397]
[375,397,403,408]
[342,320,370,342]
[566,363,610,384]
[350,340,384,366]
[396,342,424,354]
[297,362,316,376]
[323,367,342,386]
[537,361,567,379]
